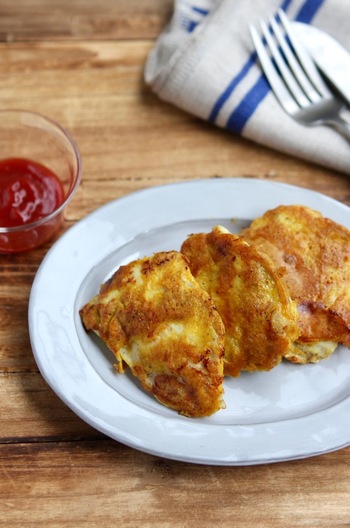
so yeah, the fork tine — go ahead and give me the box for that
[250,13,349,139]
[268,14,321,103]
[259,19,309,108]
[249,23,300,114]
[277,9,331,98]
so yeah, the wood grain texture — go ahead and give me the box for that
[1,441,350,527]
[1,2,350,526]
[0,0,173,41]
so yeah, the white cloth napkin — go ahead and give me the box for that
[145,0,350,174]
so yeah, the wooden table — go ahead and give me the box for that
[1,2,350,526]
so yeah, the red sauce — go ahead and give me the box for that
[0,158,65,227]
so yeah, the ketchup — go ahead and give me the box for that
[0,158,65,227]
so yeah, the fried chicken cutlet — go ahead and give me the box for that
[242,205,350,363]
[79,251,225,417]
[181,226,300,376]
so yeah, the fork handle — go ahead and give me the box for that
[328,116,350,142]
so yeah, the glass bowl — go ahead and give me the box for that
[0,109,81,253]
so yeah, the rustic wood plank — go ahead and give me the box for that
[0,440,349,527]
[0,372,98,439]
[0,0,173,41]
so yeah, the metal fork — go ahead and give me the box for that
[249,9,350,140]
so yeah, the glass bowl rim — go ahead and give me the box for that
[0,109,82,234]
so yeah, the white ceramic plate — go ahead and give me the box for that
[29,178,350,465]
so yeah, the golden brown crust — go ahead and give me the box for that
[181,226,300,376]
[242,205,350,350]
[80,251,225,417]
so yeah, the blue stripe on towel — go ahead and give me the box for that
[208,54,257,124]
[208,0,325,132]
[187,20,199,32]
[180,4,209,33]
[226,75,270,133]
[192,6,209,16]
[296,0,325,23]
[186,4,210,32]
[208,0,293,124]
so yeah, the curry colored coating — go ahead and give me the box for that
[80,251,225,418]
[181,226,300,377]
[242,205,350,360]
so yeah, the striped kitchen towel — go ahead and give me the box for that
[144,0,350,174]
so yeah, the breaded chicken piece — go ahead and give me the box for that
[242,205,350,363]
[80,251,225,418]
[181,226,300,377]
